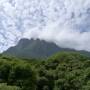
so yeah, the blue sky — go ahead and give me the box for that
[0,0,90,52]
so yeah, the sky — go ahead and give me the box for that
[0,0,90,52]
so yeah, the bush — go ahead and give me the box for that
[0,83,20,90]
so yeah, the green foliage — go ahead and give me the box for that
[0,55,36,90]
[0,83,20,90]
[35,52,90,90]
[1,52,90,90]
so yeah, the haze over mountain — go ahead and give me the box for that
[0,0,90,52]
[4,38,90,58]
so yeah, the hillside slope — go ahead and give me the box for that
[3,38,90,58]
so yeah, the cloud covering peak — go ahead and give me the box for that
[0,0,90,52]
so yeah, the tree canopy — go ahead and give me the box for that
[0,52,90,90]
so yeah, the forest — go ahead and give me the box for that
[0,52,90,90]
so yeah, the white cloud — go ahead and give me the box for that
[0,0,90,52]
[23,21,90,51]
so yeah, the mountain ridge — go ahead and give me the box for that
[3,38,90,59]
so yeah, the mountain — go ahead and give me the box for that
[3,38,90,59]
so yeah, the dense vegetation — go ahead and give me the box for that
[0,52,90,90]
[0,54,36,90]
